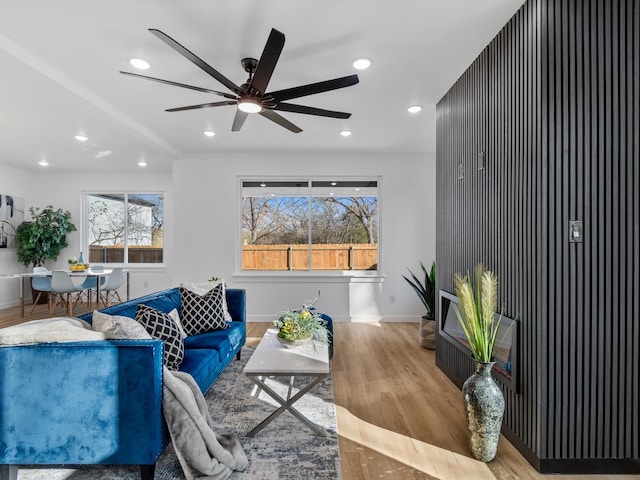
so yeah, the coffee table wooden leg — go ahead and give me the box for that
[246,374,328,437]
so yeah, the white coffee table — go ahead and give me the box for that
[243,328,330,437]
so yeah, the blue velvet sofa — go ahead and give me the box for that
[0,287,246,480]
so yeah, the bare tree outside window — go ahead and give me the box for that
[242,179,378,271]
[86,193,164,264]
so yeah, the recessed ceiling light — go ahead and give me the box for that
[340,130,352,137]
[203,130,215,137]
[330,181,337,186]
[138,159,147,167]
[260,183,267,187]
[407,105,423,114]
[355,187,361,192]
[129,58,150,70]
[353,58,371,70]
[74,135,88,142]
[38,159,49,166]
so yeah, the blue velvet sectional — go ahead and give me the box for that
[0,287,246,480]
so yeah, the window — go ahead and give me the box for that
[241,179,378,271]
[84,193,164,264]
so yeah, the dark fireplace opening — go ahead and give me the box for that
[439,289,518,393]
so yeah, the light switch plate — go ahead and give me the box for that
[569,220,583,242]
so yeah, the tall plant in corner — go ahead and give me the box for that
[402,261,436,349]
[15,205,77,268]
[453,264,505,463]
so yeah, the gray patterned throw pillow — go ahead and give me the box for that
[135,304,185,370]
[92,310,152,340]
[179,285,228,335]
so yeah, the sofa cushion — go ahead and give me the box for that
[168,308,187,338]
[179,285,228,335]
[91,288,182,321]
[135,304,185,370]
[179,348,220,392]
[0,317,106,345]
[181,281,232,322]
[183,322,245,359]
[92,310,153,340]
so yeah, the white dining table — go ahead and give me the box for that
[16,268,130,316]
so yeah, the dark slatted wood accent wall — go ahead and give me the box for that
[436,0,639,471]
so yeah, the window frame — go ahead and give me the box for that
[236,176,381,277]
[82,190,166,267]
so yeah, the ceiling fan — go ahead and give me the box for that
[120,28,359,133]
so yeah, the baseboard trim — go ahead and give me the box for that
[539,458,640,474]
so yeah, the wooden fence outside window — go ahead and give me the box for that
[89,246,163,264]
[242,243,377,271]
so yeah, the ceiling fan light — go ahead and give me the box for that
[238,98,262,114]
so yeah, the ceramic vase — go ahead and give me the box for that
[462,360,505,462]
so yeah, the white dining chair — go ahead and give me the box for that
[78,265,105,308]
[50,270,86,316]
[99,267,123,307]
[30,266,52,314]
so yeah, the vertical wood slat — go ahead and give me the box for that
[436,0,639,471]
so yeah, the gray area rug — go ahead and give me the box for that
[17,346,340,479]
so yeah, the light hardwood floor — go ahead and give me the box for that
[1,306,638,480]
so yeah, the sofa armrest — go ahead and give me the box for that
[0,339,164,466]
[226,289,246,324]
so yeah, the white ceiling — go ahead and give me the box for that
[0,0,525,174]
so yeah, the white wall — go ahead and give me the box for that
[1,152,436,320]
[0,165,34,308]
[172,152,436,322]
[0,168,173,307]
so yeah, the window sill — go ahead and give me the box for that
[92,264,167,270]
[232,271,385,283]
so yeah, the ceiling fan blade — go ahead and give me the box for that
[232,110,249,132]
[119,71,237,99]
[149,28,243,95]
[259,109,302,133]
[273,103,351,119]
[166,100,237,112]
[269,74,359,102]
[249,28,285,95]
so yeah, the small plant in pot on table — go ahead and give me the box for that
[274,297,330,349]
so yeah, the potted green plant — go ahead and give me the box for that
[273,306,331,348]
[15,205,77,302]
[402,261,436,349]
[15,205,77,268]
[453,264,505,462]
